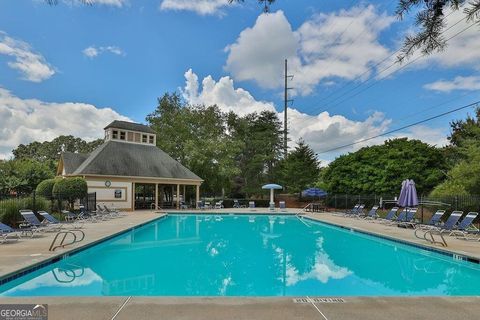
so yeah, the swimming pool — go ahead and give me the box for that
[1,214,480,296]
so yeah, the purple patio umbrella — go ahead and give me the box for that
[397,179,419,221]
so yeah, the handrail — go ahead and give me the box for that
[414,228,447,247]
[302,203,313,212]
[49,230,85,251]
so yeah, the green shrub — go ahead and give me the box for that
[23,196,49,212]
[53,177,88,210]
[429,180,468,198]
[0,199,23,227]
[36,178,57,198]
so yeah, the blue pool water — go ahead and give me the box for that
[1,214,480,296]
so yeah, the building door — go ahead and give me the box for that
[134,184,156,210]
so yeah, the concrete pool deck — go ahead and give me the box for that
[1,209,480,320]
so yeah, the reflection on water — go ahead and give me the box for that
[1,215,480,296]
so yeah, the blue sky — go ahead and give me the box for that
[0,0,479,162]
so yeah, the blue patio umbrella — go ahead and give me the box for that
[397,179,419,221]
[302,188,328,198]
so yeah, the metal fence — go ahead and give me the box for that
[0,191,96,226]
[315,193,480,223]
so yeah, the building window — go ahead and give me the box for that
[127,131,134,141]
[112,130,118,139]
[142,134,147,143]
[149,135,154,144]
[134,133,141,142]
[120,131,126,140]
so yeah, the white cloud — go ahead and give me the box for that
[182,69,448,162]
[0,31,55,82]
[182,68,276,116]
[424,76,480,92]
[0,88,130,159]
[91,0,127,6]
[82,45,125,58]
[159,0,230,16]
[225,6,395,95]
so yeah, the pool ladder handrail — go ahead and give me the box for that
[414,228,448,247]
[49,230,85,251]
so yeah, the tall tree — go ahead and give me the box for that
[322,138,447,195]
[13,135,103,163]
[0,159,54,196]
[278,140,320,195]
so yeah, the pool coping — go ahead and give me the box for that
[0,214,168,286]
[302,215,480,265]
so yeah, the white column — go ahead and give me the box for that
[176,184,180,210]
[196,185,200,208]
[155,183,159,211]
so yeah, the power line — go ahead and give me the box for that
[316,100,480,154]
[309,20,478,114]
[304,12,471,115]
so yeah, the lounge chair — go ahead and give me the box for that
[415,211,464,246]
[19,210,61,232]
[214,201,224,209]
[233,200,241,208]
[346,204,365,218]
[450,212,479,238]
[96,205,115,219]
[343,204,359,216]
[397,208,419,227]
[363,206,379,219]
[0,223,22,243]
[415,211,463,237]
[376,207,399,223]
[103,205,127,217]
[39,211,83,229]
[180,201,189,210]
[414,210,446,230]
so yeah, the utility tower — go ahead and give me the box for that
[284,59,294,158]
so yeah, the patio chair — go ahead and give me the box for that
[376,207,399,224]
[279,201,287,212]
[362,206,379,219]
[233,200,241,208]
[39,211,83,229]
[415,211,463,237]
[249,201,256,210]
[180,201,189,210]
[19,210,60,232]
[342,204,359,216]
[197,201,205,210]
[347,204,365,218]
[450,212,479,238]
[96,205,114,219]
[103,205,126,217]
[415,211,465,246]
[214,200,224,209]
[414,210,446,230]
[397,208,419,227]
[0,222,23,243]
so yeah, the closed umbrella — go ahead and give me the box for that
[262,184,283,210]
[397,179,419,221]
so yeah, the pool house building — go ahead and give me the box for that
[56,120,203,210]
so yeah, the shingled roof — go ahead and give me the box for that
[104,120,156,134]
[61,152,90,174]
[68,141,202,181]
